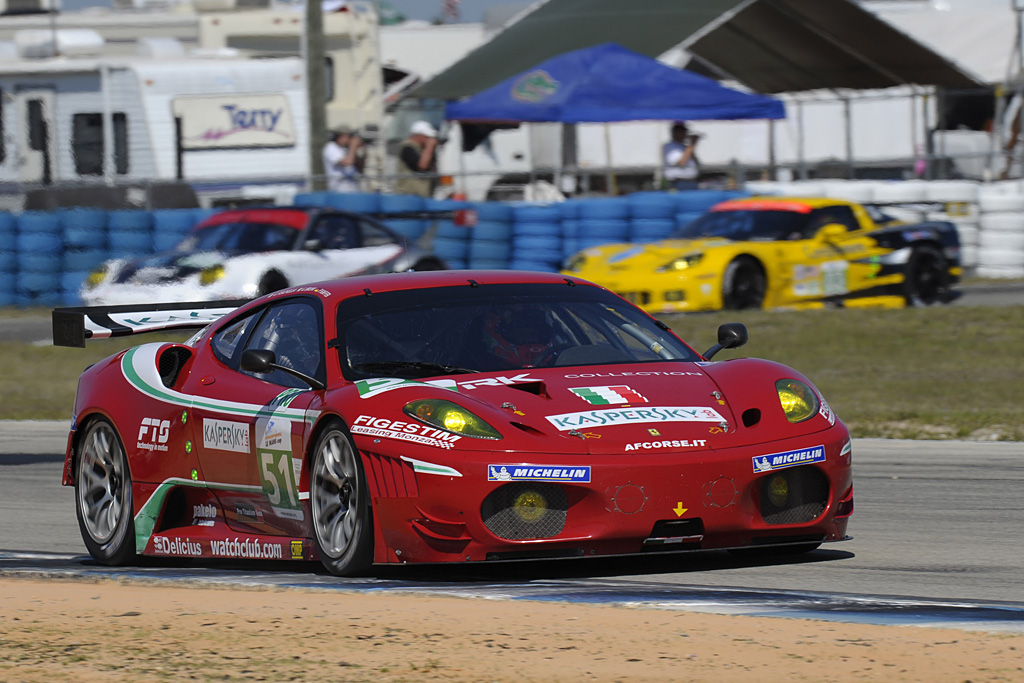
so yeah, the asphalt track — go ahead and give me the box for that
[3,421,1023,633]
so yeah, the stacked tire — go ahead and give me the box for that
[15,212,63,307]
[0,214,16,307]
[60,209,109,306]
[379,194,427,246]
[977,184,1024,279]
[153,209,201,252]
[468,201,514,270]
[924,181,980,275]
[509,203,563,272]
[576,198,630,255]
[426,198,472,270]
[628,192,676,243]
[107,210,154,261]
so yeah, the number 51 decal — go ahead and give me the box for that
[256,417,304,521]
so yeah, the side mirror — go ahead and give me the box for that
[703,322,748,360]
[303,238,324,251]
[240,348,276,373]
[817,224,846,242]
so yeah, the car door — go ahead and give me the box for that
[300,214,405,280]
[786,205,880,304]
[181,296,326,537]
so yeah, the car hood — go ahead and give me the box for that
[345,360,836,455]
[112,250,230,284]
[586,238,736,270]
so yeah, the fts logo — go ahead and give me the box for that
[138,417,170,452]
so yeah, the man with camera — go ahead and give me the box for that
[394,120,440,198]
[323,127,364,193]
[663,121,701,191]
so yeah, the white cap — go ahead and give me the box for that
[410,120,438,138]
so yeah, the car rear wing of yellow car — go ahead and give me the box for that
[51,299,248,348]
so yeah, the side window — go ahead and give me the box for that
[72,112,129,176]
[211,313,259,365]
[308,215,358,250]
[807,206,858,237]
[359,219,397,247]
[242,300,324,388]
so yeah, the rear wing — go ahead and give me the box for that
[52,299,247,348]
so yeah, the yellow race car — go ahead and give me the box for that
[563,197,962,313]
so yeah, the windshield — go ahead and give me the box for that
[336,283,700,379]
[673,210,810,242]
[178,222,299,254]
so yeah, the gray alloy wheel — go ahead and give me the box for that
[310,421,373,576]
[75,418,136,565]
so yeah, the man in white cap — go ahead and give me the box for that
[395,120,440,197]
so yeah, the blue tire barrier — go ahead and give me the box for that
[562,219,580,240]
[60,270,90,293]
[0,249,15,272]
[0,212,16,237]
[578,238,620,252]
[674,211,703,231]
[471,221,513,242]
[469,240,510,261]
[512,235,562,262]
[192,208,219,224]
[578,198,630,220]
[17,252,62,273]
[63,248,109,272]
[445,258,468,270]
[475,202,514,222]
[326,192,381,213]
[14,291,62,308]
[435,220,472,239]
[0,271,14,294]
[512,221,560,237]
[468,259,510,270]
[425,198,471,211]
[154,231,185,252]
[628,192,678,219]
[379,194,425,213]
[431,236,470,260]
[512,204,562,223]
[108,229,153,253]
[508,260,560,272]
[293,191,332,207]
[16,270,60,293]
[16,212,61,234]
[629,218,676,243]
[16,230,62,255]
[559,201,581,219]
[562,238,579,258]
[153,209,200,235]
[577,218,629,242]
[108,210,153,232]
[672,190,745,213]
[384,219,427,242]
[60,289,83,306]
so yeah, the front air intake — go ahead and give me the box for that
[481,483,567,540]
[758,465,829,525]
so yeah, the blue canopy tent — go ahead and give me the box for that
[445,42,786,124]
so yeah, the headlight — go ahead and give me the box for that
[776,379,819,423]
[84,265,108,289]
[199,265,226,286]
[563,253,586,272]
[404,399,502,439]
[658,253,703,272]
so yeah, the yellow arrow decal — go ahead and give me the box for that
[673,503,687,517]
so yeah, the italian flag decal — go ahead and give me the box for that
[569,385,647,405]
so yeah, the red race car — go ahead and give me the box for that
[52,270,853,576]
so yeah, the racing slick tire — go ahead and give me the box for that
[74,417,136,565]
[903,245,950,306]
[257,271,289,297]
[309,420,374,576]
[722,256,766,310]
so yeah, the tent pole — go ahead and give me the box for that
[604,123,617,196]
[768,119,776,180]
[844,96,853,180]
[797,99,807,180]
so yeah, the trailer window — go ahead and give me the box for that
[72,113,129,176]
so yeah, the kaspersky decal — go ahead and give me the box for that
[203,418,250,454]
[256,416,303,521]
[569,385,647,405]
[752,445,826,473]
[546,406,726,431]
[356,373,541,399]
[488,464,591,483]
[121,344,316,422]
[352,415,461,449]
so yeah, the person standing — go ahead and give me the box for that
[394,120,440,197]
[663,122,701,191]
[322,128,364,193]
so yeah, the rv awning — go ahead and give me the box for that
[414,0,983,100]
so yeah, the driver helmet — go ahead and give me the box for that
[484,305,556,367]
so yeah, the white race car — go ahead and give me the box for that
[82,207,449,305]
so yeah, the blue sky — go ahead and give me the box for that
[381,0,527,23]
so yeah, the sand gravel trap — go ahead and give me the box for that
[0,577,1022,682]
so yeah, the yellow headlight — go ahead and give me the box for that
[658,253,703,272]
[776,379,819,423]
[767,474,789,506]
[513,489,548,523]
[404,399,502,439]
[85,266,107,289]
[199,265,226,286]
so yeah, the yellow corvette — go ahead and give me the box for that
[563,197,962,313]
